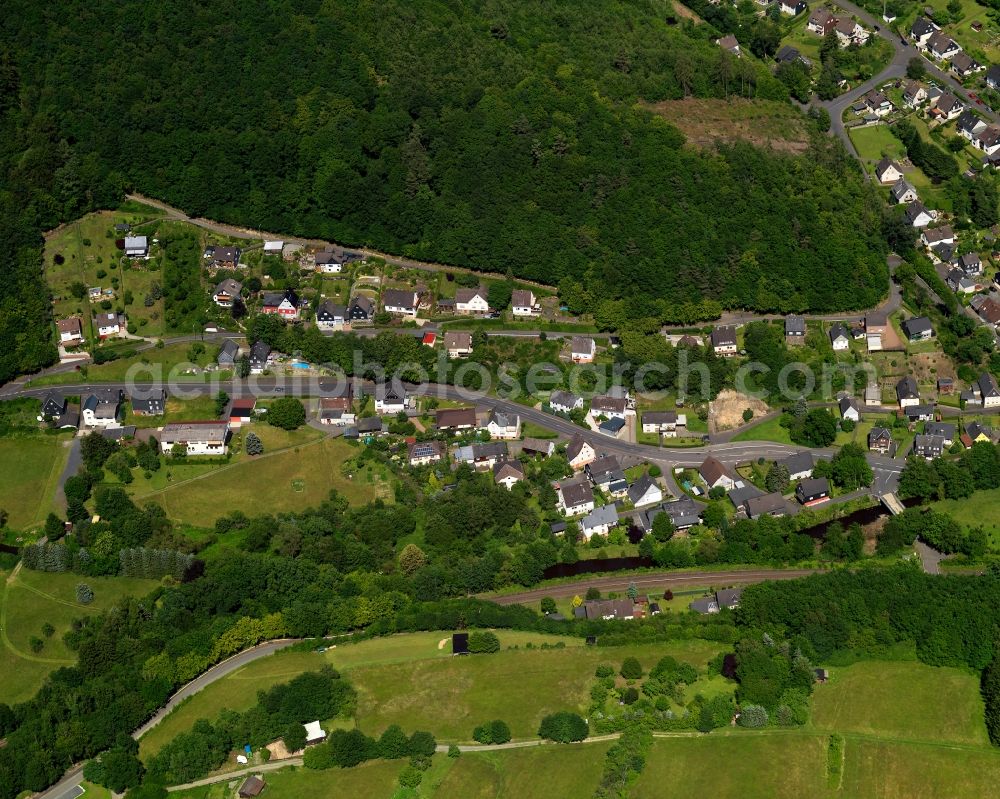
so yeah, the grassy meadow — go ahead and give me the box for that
[0,435,72,529]
[0,568,160,704]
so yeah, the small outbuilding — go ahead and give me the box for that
[238,775,266,798]
[452,632,470,655]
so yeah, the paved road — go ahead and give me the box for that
[53,437,81,514]
[914,539,946,574]
[36,639,301,799]
[815,0,999,156]
[489,568,821,604]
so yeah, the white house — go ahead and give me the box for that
[829,323,850,351]
[570,336,596,363]
[455,288,490,315]
[699,456,739,491]
[374,383,407,415]
[567,434,596,470]
[580,504,619,538]
[315,300,347,329]
[779,0,806,14]
[511,289,539,316]
[839,395,863,422]
[835,17,869,48]
[493,460,525,490]
[212,278,242,308]
[875,157,903,185]
[408,441,443,467]
[486,409,521,439]
[910,17,939,48]
[896,376,921,409]
[550,391,584,414]
[627,475,663,508]
[382,289,419,317]
[558,478,596,516]
[921,225,955,248]
[927,31,962,60]
[976,126,1000,156]
[904,202,934,228]
[96,312,123,339]
[443,331,473,359]
[710,326,738,357]
[590,395,629,420]
[57,317,83,345]
[82,390,122,428]
[779,451,814,482]
[641,411,681,436]
[979,372,1000,408]
[890,179,918,205]
[160,421,230,455]
[124,236,148,258]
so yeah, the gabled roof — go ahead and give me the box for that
[925,422,956,439]
[642,410,678,424]
[383,288,418,309]
[249,340,271,362]
[408,440,443,460]
[967,421,992,440]
[785,315,806,334]
[436,407,478,428]
[591,395,627,414]
[488,408,519,428]
[979,372,1000,398]
[699,455,734,486]
[869,426,893,443]
[571,335,595,355]
[560,478,594,508]
[890,178,916,202]
[566,433,592,462]
[896,375,920,400]
[550,390,582,408]
[745,492,787,517]
[455,287,488,304]
[520,437,553,455]
[710,326,737,347]
[902,316,934,337]
[989,65,1000,83]
[213,278,242,296]
[581,503,619,530]
[627,475,660,504]
[57,317,82,335]
[904,202,932,223]
[923,225,955,244]
[779,451,814,475]
[829,322,850,342]
[443,331,473,350]
[587,454,623,480]
[913,433,945,452]
[316,299,347,319]
[911,17,937,37]
[350,295,374,314]
[718,34,739,51]
[493,459,525,483]
[728,483,764,509]
[796,477,830,498]
[262,288,298,307]
[511,289,534,307]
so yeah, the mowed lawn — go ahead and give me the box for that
[140,630,584,760]
[849,125,905,163]
[731,415,793,445]
[1,568,160,704]
[633,735,830,799]
[149,436,390,524]
[810,660,989,745]
[0,436,72,529]
[351,639,725,742]
[432,743,613,798]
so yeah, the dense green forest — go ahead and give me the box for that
[0,0,889,384]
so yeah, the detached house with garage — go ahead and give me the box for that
[700,455,740,492]
[890,178,918,205]
[642,410,682,436]
[124,236,149,258]
[374,382,407,415]
[96,312,124,339]
[926,31,962,61]
[249,341,271,374]
[829,322,851,351]
[902,316,934,342]
[261,288,299,319]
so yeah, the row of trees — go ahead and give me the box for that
[898,442,1000,503]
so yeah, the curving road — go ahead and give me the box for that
[818,0,999,158]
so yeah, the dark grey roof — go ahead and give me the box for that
[599,417,626,433]
[560,479,594,508]
[911,17,936,37]
[382,288,418,309]
[728,483,764,509]
[896,376,919,400]
[829,322,850,342]
[549,390,581,409]
[745,492,787,518]
[356,416,383,433]
[904,403,936,418]
[925,422,956,440]
[796,476,830,498]
[711,326,737,347]
[785,315,806,335]
[779,451,814,475]
[979,372,1000,398]
[249,340,271,363]
[902,316,934,337]
[218,339,239,362]
[627,475,659,504]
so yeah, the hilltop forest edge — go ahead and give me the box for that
[0,0,894,382]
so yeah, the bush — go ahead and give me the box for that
[378,724,410,759]
[621,687,639,704]
[595,664,614,679]
[398,765,423,788]
[473,719,511,744]
[538,711,588,743]
[448,744,461,758]
[620,656,643,680]
[76,583,94,604]
[737,705,769,728]
[408,730,437,757]
[468,630,500,653]
[267,397,306,430]
[540,596,557,614]
[283,721,307,752]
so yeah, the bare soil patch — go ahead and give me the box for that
[643,98,811,153]
[710,390,771,431]
[672,1,703,23]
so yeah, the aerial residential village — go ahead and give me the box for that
[30,196,1000,631]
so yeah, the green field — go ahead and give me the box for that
[0,567,160,704]
[169,760,404,799]
[28,342,226,387]
[139,630,587,759]
[633,735,830,799]
[810,660,989,745]
[432,742,613,798]
[849,125,905,163]
[142,435,390,524]
[0,436,73,530]
[731,415,793,445]
[140,636,724,761]
[933,486,1000,544]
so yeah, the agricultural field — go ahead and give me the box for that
[810,660,989,745]
[168,760,404,799]
[139,630,590,759]
[0,435,73,530]
[933,486,1000,544]
[0,567,160,704]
